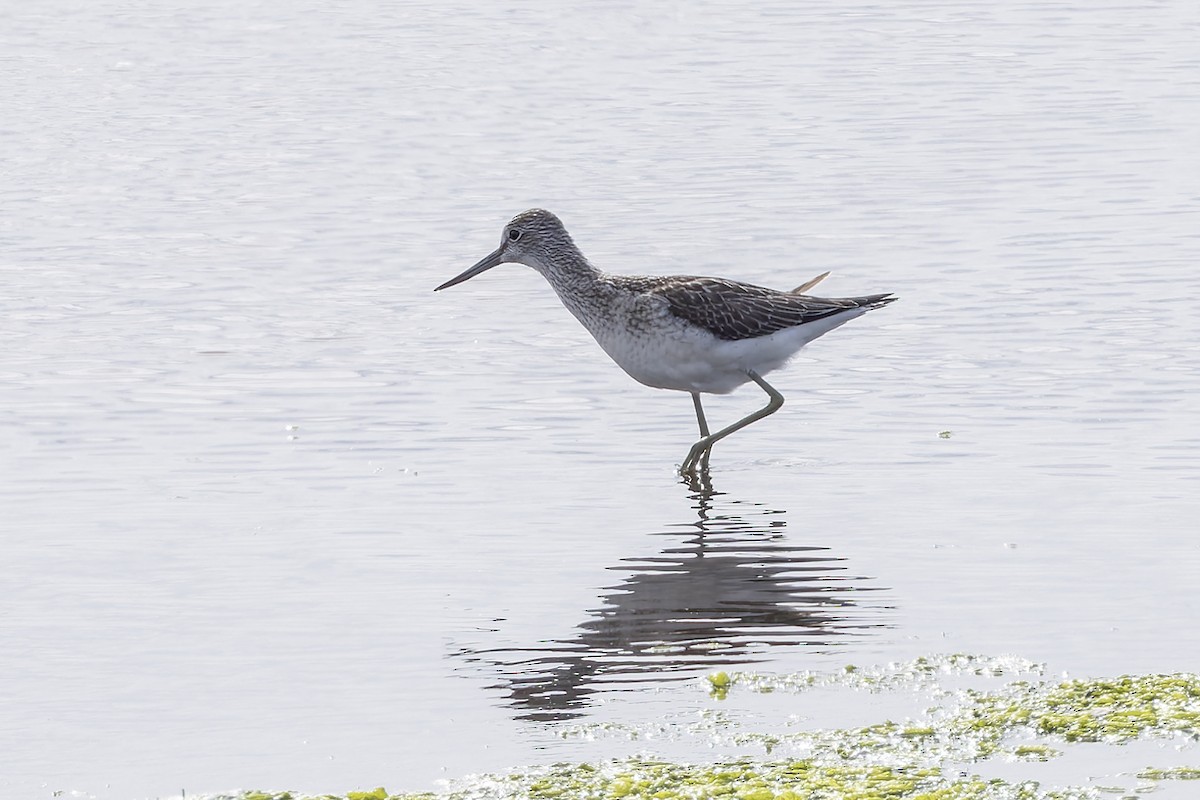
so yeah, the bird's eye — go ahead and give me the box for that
[508,229,522,242]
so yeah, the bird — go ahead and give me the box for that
[435,209,895,473]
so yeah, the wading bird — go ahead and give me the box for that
[435,209,894,473]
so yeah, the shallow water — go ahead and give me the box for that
[2,1,1199,798]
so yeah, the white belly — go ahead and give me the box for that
[584,306,870,394]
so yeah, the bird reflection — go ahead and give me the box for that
[455,475,891,721]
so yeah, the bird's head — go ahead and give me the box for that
[435,209,583,291]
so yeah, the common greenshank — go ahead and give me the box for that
[435,209,895,473]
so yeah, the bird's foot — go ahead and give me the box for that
[680,438,714,475]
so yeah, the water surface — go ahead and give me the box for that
[2,2,1199,798]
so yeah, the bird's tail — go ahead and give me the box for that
[854,293,897,310]
[794,274,896,311]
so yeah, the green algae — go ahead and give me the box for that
[954,673,1200,745]
[346,790,394,800]
[227,762,1088,800]
[1011,745,1059,761]
[708,671,733,700]
[227,791,426,800]
[520,760,994,800]
[899,726,937,738]
[219,658,1200,800]
[705,659,1199,754]
[706,654,1045,696]
[1138,767,1200,780]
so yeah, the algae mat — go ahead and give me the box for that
[213,656,1200,800]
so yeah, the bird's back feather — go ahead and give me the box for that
[620,275,894,341]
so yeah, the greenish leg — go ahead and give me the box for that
[680,370,784,474]
[691,392,711,437]
[690,392,712,471]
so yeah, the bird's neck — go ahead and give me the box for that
[530,249,600,292]
[530,249,614,326]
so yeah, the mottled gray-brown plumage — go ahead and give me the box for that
[616,275,894,341]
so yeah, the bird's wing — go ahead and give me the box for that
[649,277,892,341]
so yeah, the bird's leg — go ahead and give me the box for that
[680,370,784,473]
[691,392,710,437]
[690,392,712,472]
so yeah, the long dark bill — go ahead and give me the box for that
[434,247,506,291]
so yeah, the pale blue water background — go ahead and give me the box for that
[2,1,1199,798]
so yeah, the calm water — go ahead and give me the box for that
[3,2,1199,798]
